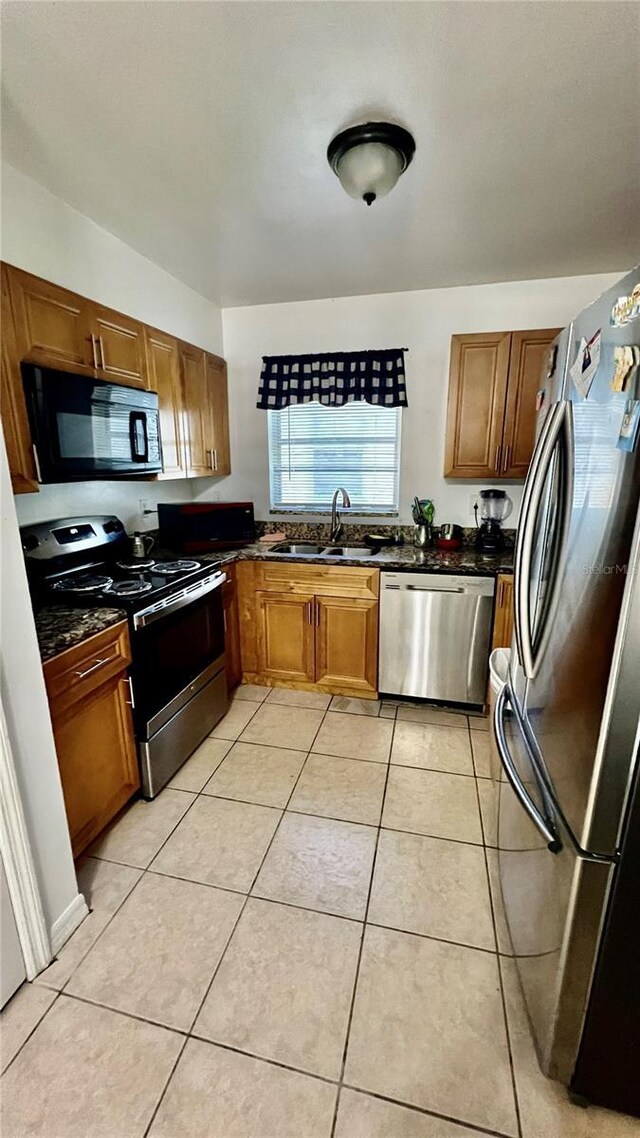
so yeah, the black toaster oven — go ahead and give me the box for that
[157,502,255,552]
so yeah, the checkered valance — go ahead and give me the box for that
[257,349,408,409]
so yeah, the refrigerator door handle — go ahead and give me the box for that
[494,684,562,853]
[515,400,572,679]
[513,402,559,669]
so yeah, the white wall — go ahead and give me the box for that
[1,164,223,949]
[0,435,79,938]
[2,162,221,532]
[207,271,623,528]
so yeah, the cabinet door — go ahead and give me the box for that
[222,565,243,691]
[1,266,39,493]
[444,332,511,478]
[492,574,514,650]
[50,673,139,858]
[315,595,378,694]
[145,328,186,478]
[7,265,93,373]
[89,305,149,388]
[205,353,231,475]
[502,329,561,478]
[180,343,213,476]
[256,591,315,683]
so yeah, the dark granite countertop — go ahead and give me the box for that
[34,605,128,664]
[33,543,513,664]
[212,543,514,576]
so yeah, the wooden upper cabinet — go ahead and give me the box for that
[89,305,149,389]
[180,345,232,478]
[180,343,212,476]
[1,266,39,493]
[444,328,560,480]
[445,332,511,478]
[7,265,93,374]
[1,263,232,490]
[315,595,378,694]
[145,328,186,478]
[205,354,231,475]
[502,329,560,478]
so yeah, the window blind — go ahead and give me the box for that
[268,401,401,513]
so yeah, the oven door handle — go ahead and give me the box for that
[133,571,226,629]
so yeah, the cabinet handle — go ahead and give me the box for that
[90,334,99,368]
[207,449,218,472]
[502,444,511,473]
[494,445,502,474]
[98,335,106,369]
[126,676,135,708]
[74,656,112,679]
[315,601,320,626]
[306,601,312,624]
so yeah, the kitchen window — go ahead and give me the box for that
[267,401,402,513]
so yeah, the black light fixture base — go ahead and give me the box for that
[363,192,376,206]
[327,121,416,176]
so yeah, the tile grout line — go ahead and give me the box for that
[10,691,506,1134]
[0,990,63,1078]
[340,1082,519,1138]
[329,706,397,1137]
[468,713,523,1138]
[142,697,336,1135]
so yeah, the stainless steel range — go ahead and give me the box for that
[21,515,228,797]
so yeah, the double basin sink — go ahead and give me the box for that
[271,542,378,558]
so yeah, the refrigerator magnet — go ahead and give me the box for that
[570,329,601,399]
[610,284,640,326]
[617,400,640,453]
[611,345,637,393]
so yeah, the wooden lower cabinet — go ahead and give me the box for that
[492,573,514,649]
[222,564,243,692]
[43,622,139,858]
[238,561,379,697]
[256,591,316,684]
[315,595,378,692]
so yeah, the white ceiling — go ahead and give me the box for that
[1,1,638,307]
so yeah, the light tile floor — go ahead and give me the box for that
[1,685,636,1137]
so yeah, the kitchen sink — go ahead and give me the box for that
[271,542,379,557]
[271,542,326,555]
[322,546,379,557]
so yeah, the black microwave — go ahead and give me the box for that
[22,364,162,482]
[158,502,256,552]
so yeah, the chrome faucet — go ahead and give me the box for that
[330,487,351,543]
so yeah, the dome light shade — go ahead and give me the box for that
[327,122,415,206]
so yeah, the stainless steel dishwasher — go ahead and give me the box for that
[379,572,495,706]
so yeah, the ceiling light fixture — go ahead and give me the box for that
[327,121,415,206]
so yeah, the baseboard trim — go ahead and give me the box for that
[50,892,89,956]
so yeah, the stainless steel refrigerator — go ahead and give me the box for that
[493,267,640,1113]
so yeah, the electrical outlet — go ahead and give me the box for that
[138,497,156,517]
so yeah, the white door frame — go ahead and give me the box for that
[0,697,51,979]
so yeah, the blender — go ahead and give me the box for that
[475,489,513,552]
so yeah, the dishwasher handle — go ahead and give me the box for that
[384,582,469,594]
